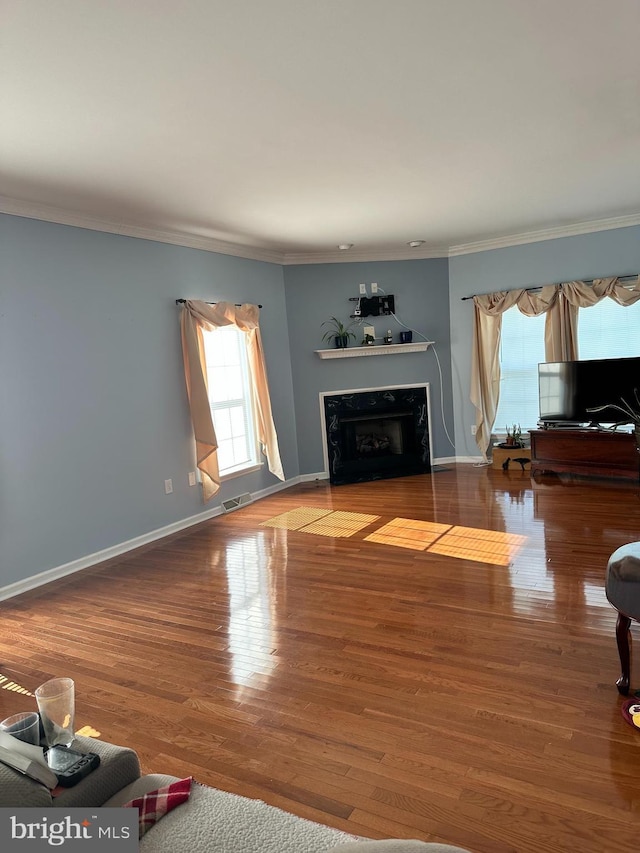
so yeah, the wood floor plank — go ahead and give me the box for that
[2,465,640,851]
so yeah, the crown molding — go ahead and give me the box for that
[2,195,639,265]
[448,213,640,257]
[0,196,285,265]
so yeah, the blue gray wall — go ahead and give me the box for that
[448,225,640,457]
[0,215,296,587]
[283,259,453,473]
[2,213,639,590]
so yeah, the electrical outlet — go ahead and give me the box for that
[188,471,196,486]
[359,283,367,295]
[471,425,477,435]
[371,282,378,293]
[164,478,173,494]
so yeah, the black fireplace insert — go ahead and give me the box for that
[323,386,431,485]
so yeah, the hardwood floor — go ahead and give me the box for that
[2,464,640,851]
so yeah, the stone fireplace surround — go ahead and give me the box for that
[320,384,432,485]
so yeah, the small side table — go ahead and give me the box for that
[491,445,532,471]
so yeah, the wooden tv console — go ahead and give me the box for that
[529,429,639,481]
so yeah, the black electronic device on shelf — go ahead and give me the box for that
[349,295,395,317]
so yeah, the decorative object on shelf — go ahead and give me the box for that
[361,334,375,346]
[383,330,393,344]
[505,423,524,448]
[400,330,413,343]
[321,317,357,349]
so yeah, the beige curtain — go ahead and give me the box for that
[470,275,640,458]
[470,285,559,458]
[180,300,285,501]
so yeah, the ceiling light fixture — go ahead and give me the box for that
[407,240,425,248]
[337,243,353,250]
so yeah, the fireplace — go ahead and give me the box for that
[321,384,431,485]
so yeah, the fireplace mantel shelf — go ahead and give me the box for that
[315,342,433,359]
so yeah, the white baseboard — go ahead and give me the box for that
[0,477,298,603]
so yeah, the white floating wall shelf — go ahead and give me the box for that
[315,342,433,359]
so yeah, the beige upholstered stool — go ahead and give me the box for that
[605,542,640,694]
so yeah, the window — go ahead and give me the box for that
[495,295,640,434]
[494,309,546,432]
[577,296,640,359]
[202,325,259,477]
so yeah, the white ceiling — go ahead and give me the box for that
[2,0,640,263]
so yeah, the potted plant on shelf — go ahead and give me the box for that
[361,333,375,346]
[321,317,357,349]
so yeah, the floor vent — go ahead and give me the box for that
[221,492,253,513]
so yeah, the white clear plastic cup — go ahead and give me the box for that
[0,711,41,745]
[34,677,75,747]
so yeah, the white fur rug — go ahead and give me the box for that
[136,778,358,853]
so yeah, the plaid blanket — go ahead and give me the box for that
[123,777,192,837]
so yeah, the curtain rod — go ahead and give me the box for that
[175,299,262,308]
[460,274,639,302]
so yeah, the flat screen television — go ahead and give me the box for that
[538,356,640,425]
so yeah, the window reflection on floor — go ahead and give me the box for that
[224,531,285,689]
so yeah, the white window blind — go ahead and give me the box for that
[577,296,640,359]
[202,325,259,476]
[494,309,546,432]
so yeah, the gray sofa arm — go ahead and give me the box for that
[0,761,53,808]
[0,737,140,808]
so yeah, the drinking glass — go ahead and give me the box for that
[0,711,41,745]
[34,677,75,747]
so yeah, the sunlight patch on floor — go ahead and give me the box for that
[299,510,380,538]
[427,525,527,566]
[261,508,527,565]
[260,506,333,530]
[75,725,101,737]
[262,508,379,538]
[365,518,452,550]
[0,674,33,696]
